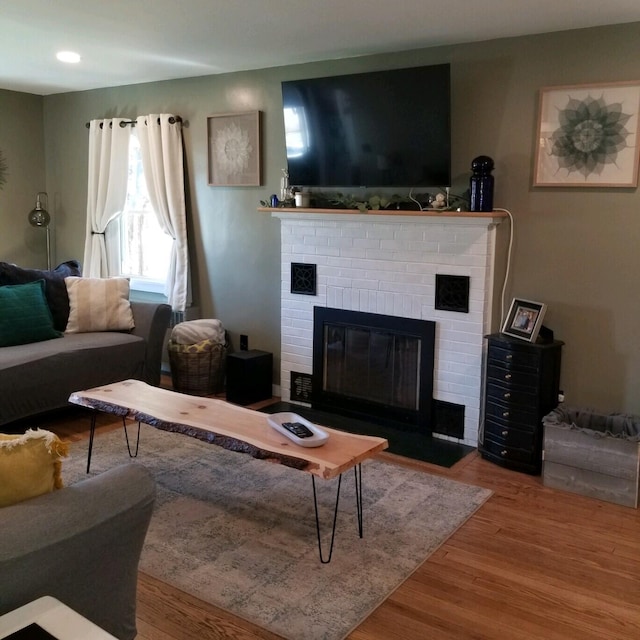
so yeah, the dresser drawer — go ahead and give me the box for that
[482,433,537,465]
[486,363,539,389]
[484,400,538,427]
[486,381,538,409]
[488,344,540,369]
[484,418,537,449]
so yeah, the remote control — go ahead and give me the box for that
[281,421,314,438]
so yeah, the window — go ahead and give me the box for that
[283,106,310,159]
[120,130,173,294]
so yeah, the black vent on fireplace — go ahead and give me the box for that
[433,399,465,439]
[290,371,313,403]
[435,274,470,313]
[291,263,317,295]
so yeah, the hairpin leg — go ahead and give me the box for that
[86,411,97,473]
[354,463,363,538]
[312,473,342,564]
[311,463,364,563]
[123,418,141,458]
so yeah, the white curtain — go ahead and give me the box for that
[136,114,189,312]
[83,119,131,277]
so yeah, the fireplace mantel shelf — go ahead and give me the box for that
[260,207,507,224]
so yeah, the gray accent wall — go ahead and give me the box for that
[2,22,640,415]
[0,89,45,267]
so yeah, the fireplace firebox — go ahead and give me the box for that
[312,307,435,432]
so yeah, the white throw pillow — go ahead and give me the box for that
[65,276,135,333]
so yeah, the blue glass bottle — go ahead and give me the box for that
[469,156,494,212]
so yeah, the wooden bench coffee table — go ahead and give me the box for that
[69,379,388,562]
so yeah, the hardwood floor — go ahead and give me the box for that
[45,401,640,640]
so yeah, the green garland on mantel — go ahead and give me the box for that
[261,190,470,212]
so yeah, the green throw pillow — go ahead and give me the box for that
[0,280,62,347]
[0,260,82,331]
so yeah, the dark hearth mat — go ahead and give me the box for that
[260,402,474,468]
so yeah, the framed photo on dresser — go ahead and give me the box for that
[501,298,547,342]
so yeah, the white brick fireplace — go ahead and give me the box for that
[272,209,506,447]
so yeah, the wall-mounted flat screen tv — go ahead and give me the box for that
[281,63,451,189]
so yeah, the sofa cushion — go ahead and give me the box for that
[0,332,147,426]
[0,260,82,332]
[0,280,62,347]
[0,429,69,507]
[65,276,135,333]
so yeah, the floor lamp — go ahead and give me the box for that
[28,191,51,270]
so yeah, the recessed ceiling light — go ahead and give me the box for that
[56,51,81,64]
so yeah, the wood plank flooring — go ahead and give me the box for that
[43,398,640,640]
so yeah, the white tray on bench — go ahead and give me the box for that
[267,412,329,448]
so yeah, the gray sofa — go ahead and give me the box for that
[0,300,171,427]
[0,260,171,428]
[0,463,155,640]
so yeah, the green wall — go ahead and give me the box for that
[5,22,640,414]
[0,89,46,267]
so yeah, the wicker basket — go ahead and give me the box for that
[167,337,227,396]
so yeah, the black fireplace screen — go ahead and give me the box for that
[312,307,435,431]
[323,325,420,410]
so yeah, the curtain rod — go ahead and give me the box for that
[85,116,182,129]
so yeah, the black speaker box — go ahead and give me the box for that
[226,350,273,405]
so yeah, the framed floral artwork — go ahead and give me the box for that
[207,111,261,186]
[533,81,640,187]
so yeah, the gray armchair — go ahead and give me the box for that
[0,463,155,640]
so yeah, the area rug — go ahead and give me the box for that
[63,424,491,640]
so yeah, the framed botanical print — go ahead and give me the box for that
[533,81,640,187]
[207,111,261,186]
